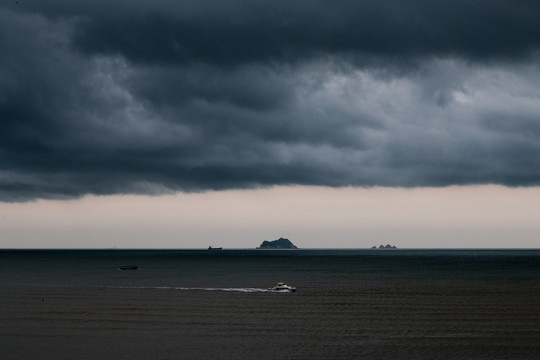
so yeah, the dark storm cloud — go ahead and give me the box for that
[20,0,540,65]
[6,0,540,66]
[2,2,540,201]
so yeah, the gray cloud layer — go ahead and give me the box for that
[2,1,540,201]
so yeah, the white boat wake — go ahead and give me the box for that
[114,285,298,293]
[101,285,272,293]
[16,283,293,293]
[173,287,269,293]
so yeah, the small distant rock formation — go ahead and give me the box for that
[372,244,397,249]
[257,237,298,249]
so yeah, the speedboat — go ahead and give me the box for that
[268,282,296,292]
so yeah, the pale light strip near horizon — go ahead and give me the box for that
[1,185,539,249]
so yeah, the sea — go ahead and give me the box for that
[1,249,539,359]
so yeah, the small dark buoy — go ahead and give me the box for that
[119,265,138,270]
[42,298,45,302]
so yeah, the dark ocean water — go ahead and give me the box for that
[1,249,539,359]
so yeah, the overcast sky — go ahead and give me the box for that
[1,1,540,248]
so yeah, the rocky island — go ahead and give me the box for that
[371,244,397,249]
[257,237,298,249]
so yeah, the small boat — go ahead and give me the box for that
[208,246,223,250]
[268,282,296,292]
[119,265,138,270]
